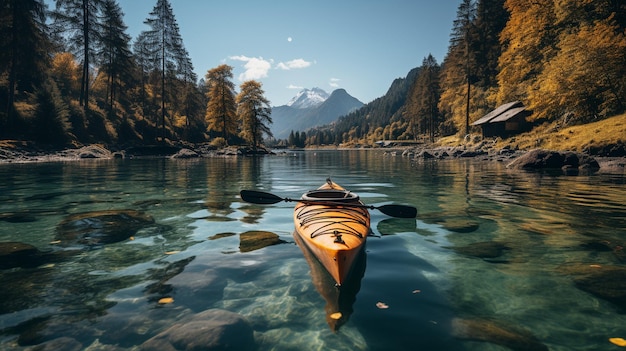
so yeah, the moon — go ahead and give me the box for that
[287,37,293,42]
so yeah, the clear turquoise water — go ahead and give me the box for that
[0,150,625,350]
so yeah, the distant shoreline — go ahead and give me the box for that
[1,140,624,175]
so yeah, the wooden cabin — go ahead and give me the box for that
[472,101,531,138]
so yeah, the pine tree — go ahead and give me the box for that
[98,0,134,120]
[0,0,50,136]
[473,0,508,88]
[439,0,477,136]
[52,0,104,113]
[237,80,272,151]
[141,0,190,142]
[409,55,440,142]
[205,64,237,142]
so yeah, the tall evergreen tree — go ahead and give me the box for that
[473,0,508,88]
[407,55,441,142]
[237,80,272,151]
[52,0,104,113]
[205,64,237,142]
[98,0,134,120]
[456,0,476,135]
[141,0,189,141]
[132,32,153,119]
[439,0,477,136]
[0,0,50,135]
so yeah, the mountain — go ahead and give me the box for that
[271,88,364,139]
[332,67,420,137]
[286,87,330,109]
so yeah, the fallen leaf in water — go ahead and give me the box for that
[129,236,134,240]
[330,312,342,320]
[50,240,61,245]
[609,338,626,347]
[164,251,180,255]
[158,297,174,304]
[376,302,389,309]
[590,264,602,268]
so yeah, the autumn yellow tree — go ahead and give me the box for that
[205,64,237,142]
[495,0,557,107]
[236,80,272,151]
[529,1,626,122]
[50,52,81,100]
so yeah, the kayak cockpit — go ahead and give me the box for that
[301,189,359,202]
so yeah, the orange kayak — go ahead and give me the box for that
[293,179,370,286]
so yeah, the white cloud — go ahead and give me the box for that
[287,84,303,90]
[229,55,273,81]
[329,77,340,88]
[276,58,312,70]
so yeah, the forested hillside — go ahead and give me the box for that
[0,0,271,148]
[306,0,626,147]
[1,0,625,149]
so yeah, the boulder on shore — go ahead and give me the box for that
[506,149,599,172]
[170,148,199,159]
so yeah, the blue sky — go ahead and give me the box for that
[50,0,461,106]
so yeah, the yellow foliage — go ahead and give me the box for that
[173,114,187,129]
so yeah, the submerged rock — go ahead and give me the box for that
[452,318,548,351]
[452,241,511,259]
[573,266,626,310]
[442,219,480,233]
[141,309,255,351]
[29,337,83,351]
[55,210,154,246]
[0,242,80,270]
[209,232,236,240]
[239,231,286,253]
[0,211,37,223]
[0,242,43,269]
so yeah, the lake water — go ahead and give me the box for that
[0,150,625,350]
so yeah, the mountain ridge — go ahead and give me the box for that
[271,88,363,139]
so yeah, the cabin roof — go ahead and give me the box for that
[472,101,524,126]
[490,106,528,123]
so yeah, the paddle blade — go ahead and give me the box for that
[240,190,284,205]
[377,204,417,218]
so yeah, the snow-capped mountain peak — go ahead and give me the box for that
[286,88,330,109]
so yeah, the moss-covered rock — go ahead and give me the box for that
[239,231,286,253]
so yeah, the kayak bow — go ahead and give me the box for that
[293,179,370,286]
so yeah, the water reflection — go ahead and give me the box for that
[1,152,625,350]
[294,232,365,332]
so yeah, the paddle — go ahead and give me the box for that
[240,190,417,218]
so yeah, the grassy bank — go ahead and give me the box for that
[439,113,626,153]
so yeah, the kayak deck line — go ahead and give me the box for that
[295,205,369,240]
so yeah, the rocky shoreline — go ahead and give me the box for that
[0,140,273,163]
[1,139,624,174]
